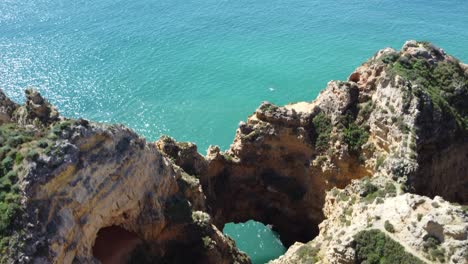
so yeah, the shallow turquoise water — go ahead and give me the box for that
[1,0,468,263]
[223,221,286,264]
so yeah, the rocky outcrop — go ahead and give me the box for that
[1,40,467,264]
[158,41,468,263]
[266,41,468,263]
[0,91,249,264]
[12,89,59,126]
[0,90,18,124]
[270,177,467,264]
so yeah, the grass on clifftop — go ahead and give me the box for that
[353,229,424,264]
[0,121,69,262]
[0,124,32,260]
[388,52,468,131]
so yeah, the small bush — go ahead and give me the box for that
[423,236,440,252]
[430,247,446,262]
[296,244,320,263]
[423,235,445,262]
[36,140,48,148]
[384,182,397,196]
[312,113,332,151]
[14,152,23,165]
[417,214,423,222]
[375,155,386,169]
[359,102,374,119]
[384,220,395,233]
[361,181,379,197]
[26,150,39,161]
[353,229,424,264]
[343,123,369,153]
[1,157,13,173]
[337,192,349,202]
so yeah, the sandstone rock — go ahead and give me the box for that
[2,40,467,264]
[0,89,18,124]
[13,88,59,126]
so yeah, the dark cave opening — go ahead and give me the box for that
[205,169,322,248]
[92,226,142,264]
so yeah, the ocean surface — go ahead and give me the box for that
[1,0,467,263]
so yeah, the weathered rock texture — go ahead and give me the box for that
[158,41,468,263]
[1,40,467,264]
[0,90,249,264]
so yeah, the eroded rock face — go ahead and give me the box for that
[0,90,249,264]
[158,41,468,263]
[13,89,59,126]
[1,40,467,264]
[268,41,468,263]
[0,90,18,124]
[271,179,468,264]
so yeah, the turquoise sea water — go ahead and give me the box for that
[1,0,468,263]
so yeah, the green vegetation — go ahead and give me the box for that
[375,155,386,169]
[379,52,400,64]
[361,180,397,204]
[417,214,423,222]
[343,123,369,153]
[0,124,33,260]
[389,54,468,130]
[0,121,69,261]
[296,244,320,263]
[259,103,279,112]
[359,102,374,119]
[312,112,332,151]
[384,220,395,233]
[423,236,446,262]
[353,229,424,264]
[336,192,350,202]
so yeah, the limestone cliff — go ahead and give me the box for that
[0,90,249,264]
[0,40,467,264]
[158,40,468,263]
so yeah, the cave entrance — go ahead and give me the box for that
[223,220,286,264]
[92,226,142,264]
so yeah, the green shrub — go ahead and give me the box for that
[380,53,399,64]
[0,201,20,235]
[312,113,332,151]
[417,213,423,222]
[296,244,320,262]
[375,155,386,169]
[390,56,468,130]
[0,124,37,258]
[343,123,369,153]
[430,247,446,262]
[1,157,13,174]
[337,192,349,202]
[423,236,440,252]
[26,150,39,161]
[14,152,23,165]
[384,220,395,233]
[359,102,374,119]
[361,181,379,197]
[422,235,446,262]
[353,229,424,264]
[36,140,48,148]
[384,182,397,196]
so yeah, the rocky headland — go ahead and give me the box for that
[0,40,467,264]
